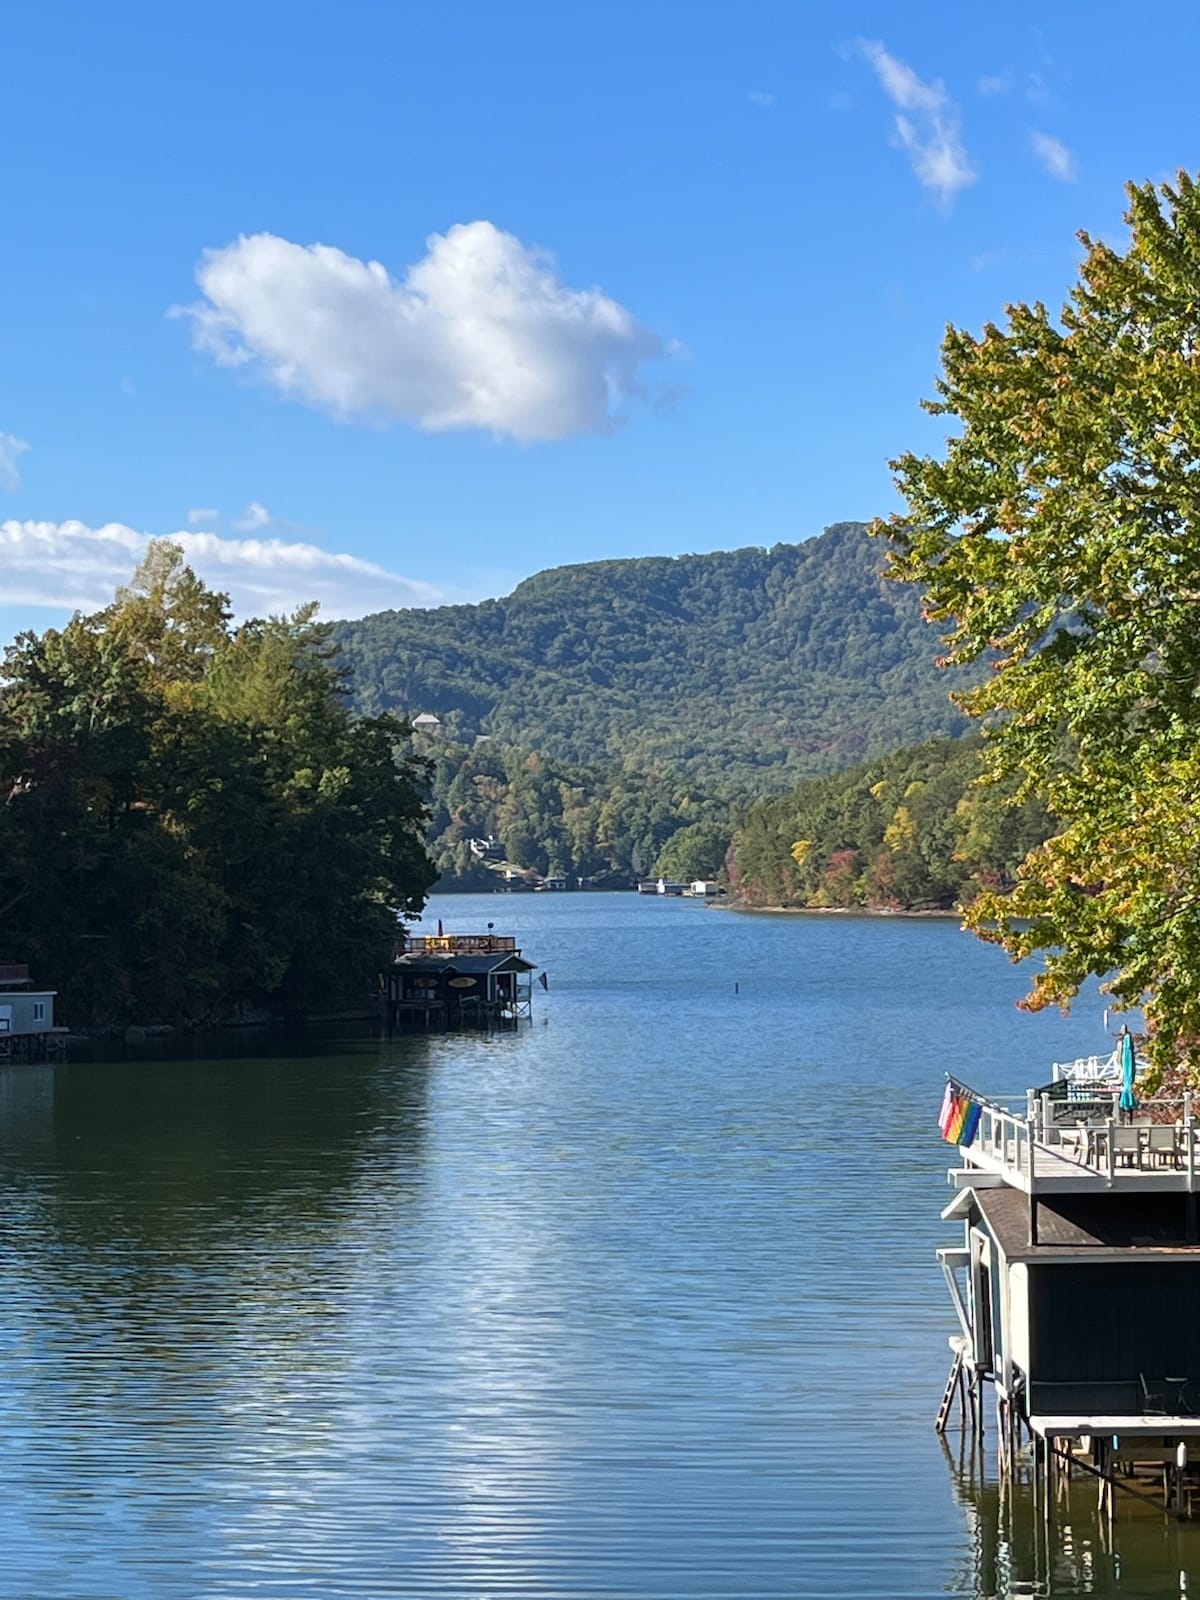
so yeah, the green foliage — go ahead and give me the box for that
[652,821,731,882]
[0,542,435,1026]
[419,733,728,886]
[873,171,1200,1075]
[333,523,974,798]
[728,738,1050,912]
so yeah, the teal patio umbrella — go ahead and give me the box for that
[1118,1030,1138,1113]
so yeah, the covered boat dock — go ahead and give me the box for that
[383,933,536,1030]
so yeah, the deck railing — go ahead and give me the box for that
[404,935,517,955]
[973,1098,1037,1183]
[966,1087,1200,1183]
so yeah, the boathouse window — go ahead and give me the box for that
[32,1002,45,1022]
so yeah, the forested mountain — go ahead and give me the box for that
[334,523,975,794]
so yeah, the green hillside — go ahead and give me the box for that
[333,522,974,796]
[728,737,1051,912]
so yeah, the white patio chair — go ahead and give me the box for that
[1147,1126,1180,1168]
[1111,1126,1142,1167]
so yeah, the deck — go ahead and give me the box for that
[952,1092,1200,1194]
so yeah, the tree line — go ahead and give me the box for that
[0,544,434,1029]
[727,737,1050,911]
[420,733,731,886]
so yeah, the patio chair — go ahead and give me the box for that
[1112,1126,1142,1168]
[1147,1125,1180,1168]
[1142,1374,1196,1415]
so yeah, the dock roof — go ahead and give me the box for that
[972,1186,1200,1260]
[392,952,534,975]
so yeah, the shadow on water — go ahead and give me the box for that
[0,1027,435,1248]
[942,1432,1200,1598]
[0,1035,439,1570]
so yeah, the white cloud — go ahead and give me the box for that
[0,433,30,491]
[0,520,451,621]
[187,507,220,526]
[1031,131,1076,182]
[748,89,775,108]
[858,40,976,207]
[978,70,1013,96]
[174,222,668,442]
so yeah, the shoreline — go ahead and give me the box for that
[720,901,962,921]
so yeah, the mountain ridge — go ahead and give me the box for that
[332,522,973,794]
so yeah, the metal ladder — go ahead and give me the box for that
[935,1346,964,1433]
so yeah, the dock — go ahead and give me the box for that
[937,1064,1200,1520]
[382,932,536,1030]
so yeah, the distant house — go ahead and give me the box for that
[468,837,505,861]
[411,712,444,734]
[688,880,721,898]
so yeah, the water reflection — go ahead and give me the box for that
[943,1432,1200,1598]
[0,899,1166,1597]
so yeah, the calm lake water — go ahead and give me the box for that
[0,894,1193,1598]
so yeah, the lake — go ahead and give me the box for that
[0,893,1192,1598]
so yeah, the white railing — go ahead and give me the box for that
[973,1098,1036,1183]
[1052,1047,1150,1085]
[966,1089,1200,1185]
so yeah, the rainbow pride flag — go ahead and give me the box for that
[938,1081,981,1147]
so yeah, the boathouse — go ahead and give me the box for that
[938,1056,1200,1513]
[0,964,67,1061]
[383,932,535,1029]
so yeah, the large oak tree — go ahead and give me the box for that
[874,172,1200,1074]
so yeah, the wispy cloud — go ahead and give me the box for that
[187,507,220,526]
[233,500,270,531]
[0,520,455,620]
[1031,131,1076,182]
[858,40,975,208]
[748,89,775,109]
[173,221,670,443]
[0,433,30,491]
[977,63,1055,103]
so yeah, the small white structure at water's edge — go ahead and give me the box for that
[0,964,66,1060]
[0,990,55,1035]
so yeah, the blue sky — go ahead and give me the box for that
[1,0,1195,636]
